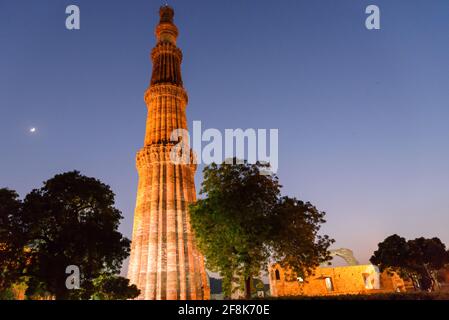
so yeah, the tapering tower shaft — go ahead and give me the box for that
[128,6,209,300]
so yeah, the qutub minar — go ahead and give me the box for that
[128,6,210,300]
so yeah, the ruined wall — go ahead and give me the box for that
[269,264,406,297]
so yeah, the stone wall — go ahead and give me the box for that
[269,264,407,297]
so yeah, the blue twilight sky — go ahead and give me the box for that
[1,0,449,267]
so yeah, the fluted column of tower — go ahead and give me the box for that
[128,6,210,300]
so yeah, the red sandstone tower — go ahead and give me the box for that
[127,6,210,300]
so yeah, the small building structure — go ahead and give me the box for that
[269,252,407,297]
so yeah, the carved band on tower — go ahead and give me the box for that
[127,6,210,300]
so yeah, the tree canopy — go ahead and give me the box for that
[269,197,334,280]
[189,160,333,298]
[1,171,139,300]
[90,273,140,300]
[370,234,449,291]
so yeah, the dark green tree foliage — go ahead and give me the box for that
[370,234,449,291]
[90,273,140,300]
[21,171,132,299]
[270,197,334,281]
[370,234,410,271]
[190,160,333,298]
[0,189,26,292]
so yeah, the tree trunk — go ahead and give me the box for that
[411,277,418,291]
[244,277,251,299]
[423,265,435,292]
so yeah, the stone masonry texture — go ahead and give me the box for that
[127,6,210,300]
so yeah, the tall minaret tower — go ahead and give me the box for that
[128,6,210,300]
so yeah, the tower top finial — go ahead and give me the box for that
[156,5,178,44]
[159,5,174,24]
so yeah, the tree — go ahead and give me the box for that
[407,237,448,291]
[90,273,140,300]
[189,160,333,299]
[370,235,410,270]
[21,171,132,299]
[370,234,416,287]
[269,197,334,281]
[0,188,26,293]
[370,234,448,291]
